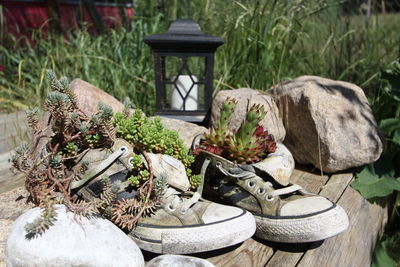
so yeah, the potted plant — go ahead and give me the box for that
[11,70,256,255]
[192,98,349,243]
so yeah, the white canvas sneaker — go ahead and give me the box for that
[193,143,349,243]
[74,139,256,254]
[130,186,256,254]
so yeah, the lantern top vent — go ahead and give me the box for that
[144,19,224,52]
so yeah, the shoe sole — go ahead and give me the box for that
[253,204,349,243]
[129,210,256,254]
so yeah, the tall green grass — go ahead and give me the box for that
[1,0,399,113]
[0,15,165,113]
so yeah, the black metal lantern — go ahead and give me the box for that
[144,19,224,123]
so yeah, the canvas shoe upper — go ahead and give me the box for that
[193,143,349,243]
[72,139,256,254]
[131,184,256,254]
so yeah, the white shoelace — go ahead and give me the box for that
[162,187,201,213]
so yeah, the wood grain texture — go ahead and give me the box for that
[207,237,274,267]
[0,111,28,153]
[319,173,353,201]
[265,172,346,267]
[297,186,388,267]
[290,169,328,193]
[208,171,387,267]
[0,138,387,267]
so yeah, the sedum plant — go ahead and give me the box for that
[12,70,118,236]
[195,98,277,164]
[11,70,200,235]
[114,109,202,188]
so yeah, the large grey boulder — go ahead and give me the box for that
[270,76,383,173]
[6,205,144,267]
[211,88,286,142]
[70,79,125,116]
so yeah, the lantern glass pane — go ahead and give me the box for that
[187,57,206,81]
[197,84,205,110]
[164,56,183,81]
[162,80,203,111]
[164,84,174,110]
[158,54,209,113]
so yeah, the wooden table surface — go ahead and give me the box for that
[176,168,388,267]
[0,112,388,267]
[2,166,386,267]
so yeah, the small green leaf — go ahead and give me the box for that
[352,161,400,199]
[372,239,397,267]
[380,118,400,136]
[352,175,400,199]
[391,130,400,146]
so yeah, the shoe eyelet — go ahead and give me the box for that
[167,205,176,211]
[215,161,222,168]
[265,195,275,201]
[247,181,256,188]
[258,188,265,195]
[127,157,134,167]
[119,146,128,155]
[180,209,187,214]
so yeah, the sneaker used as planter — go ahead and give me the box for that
[72,139,256,254]
[130,183,256,254]
[193,143,349,243]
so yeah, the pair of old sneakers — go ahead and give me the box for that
[74,139,348,254]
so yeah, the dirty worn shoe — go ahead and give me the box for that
[130,186,256,254]
[72,139,256,254]
[71,139,138,200]
[193,143,349,243]
[130,153,255,254]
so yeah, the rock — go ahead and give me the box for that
[270,75,383,173]
[211,88,286,142]
[146,255,215,267]
[157,117,208,149]
[6,205,144,267]
[70,79,125,116]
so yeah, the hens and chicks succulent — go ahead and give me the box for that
[196,98,277,164]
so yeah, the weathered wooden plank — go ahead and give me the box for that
[290,169,328,194]
[207,169,329,267]
[0,152,12,178]
[0,187,33,265]
[0,111,26,122]
[207,238,274,267]
[297,186,387,267]
[0,112,28,154]
[264,243,309,267]
[0,173,25,195]
[0,152,25,194]
[319,173,353,201]
[265,173,351,267]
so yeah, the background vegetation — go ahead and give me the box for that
[1,0,399,114]
[1,0,399,265]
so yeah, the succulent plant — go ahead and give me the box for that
[226,103,268,164]
[13,70,207,235]
[63,142,79,156]
[189,174,203,190]
[200,98,237,156]
[85,134,102,147]
[197,99,277,164]
[114,109,200,188]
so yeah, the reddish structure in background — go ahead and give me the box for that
[2,0,134,37]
